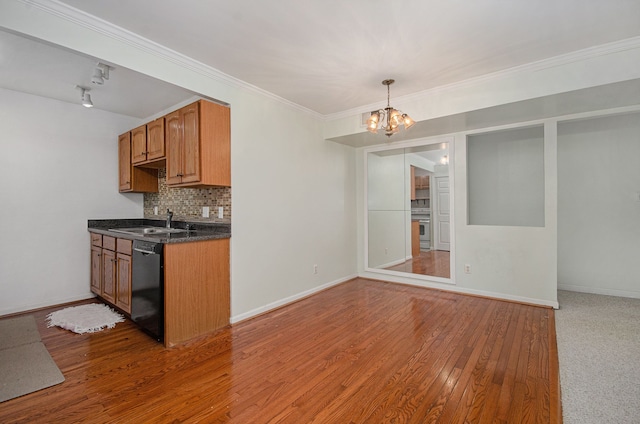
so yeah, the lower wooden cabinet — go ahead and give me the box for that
[164,238,230,346]
[90,245,102,294]
[411,220,420,258]
[115,252,132,314]
[90,234,132,314]
[89,231,230,346]
[102,248,117,304]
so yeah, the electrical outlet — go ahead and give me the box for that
[153,206,158,215]
[218,207,224,219]
[202,206,210,218]
[464,264,472,274]
[313,264,318,274]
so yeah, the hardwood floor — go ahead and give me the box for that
[0,279,560,423]
[386,250,451,278]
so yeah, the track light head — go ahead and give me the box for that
[76,85,93,108]
[91,63,111,85]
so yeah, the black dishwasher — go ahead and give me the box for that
[131,240,164,342]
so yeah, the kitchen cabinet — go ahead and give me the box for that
[416,175,430,189]
[131,125,147,164]
[411,220,420,257]
[131,118,166,167]
[102,248,117,304]
[88,223,231,346]
[165,100,230,188]
[115,238,132,314]
[90,234,132,314]
[410,166,416,201]
[146,117,166,163]
[90,234,102,294]
[164,238,230,346]
[118,132,158,193]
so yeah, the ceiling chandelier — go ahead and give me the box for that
[366,79,415,137]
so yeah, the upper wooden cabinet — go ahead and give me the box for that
[131,125,147,164]
[416,175,430,189]
[165,100,230,188]
[118,132,158,193]
[132,118,166,167]
[410,166,416,201]
[118,133,132,192]
[146,117,166,162]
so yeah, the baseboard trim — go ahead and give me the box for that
[360,271,559,309]
[558,284,640,299]
[230,274,357,324]
[0,293,96,317]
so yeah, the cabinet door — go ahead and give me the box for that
[410,166,416,201]
[116,253,132,314]
[102,249,116,304]
[118,133,132,191]
[180,102,201,184]
[165,110,183,185]
[90,246,102,295]
[131,125,147,164]
[146,118,165,161]
[411,221,420,257]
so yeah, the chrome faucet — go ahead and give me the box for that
[166,209,173,228]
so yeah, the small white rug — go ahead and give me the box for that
[46,304,125,334]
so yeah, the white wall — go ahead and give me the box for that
[0,2,358,320]
[358,128,558,308]
[454,122,558,306]
[229,89,357,320]
[0,88,142,315]
[557,113,640,298]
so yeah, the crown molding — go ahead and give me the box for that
[325,35,640,121]
[17,0,323,119]
[13,0,640,123]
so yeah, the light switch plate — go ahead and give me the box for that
[218,207,224,219]
[202,206,210,218]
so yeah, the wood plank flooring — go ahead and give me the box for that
[386,250,451,278]
[0,278,559,423]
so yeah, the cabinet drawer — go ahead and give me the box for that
[91,233,102,247]
[103,236,116,251]
[116,238,132,255]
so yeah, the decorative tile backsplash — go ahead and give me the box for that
[144,169,231,222]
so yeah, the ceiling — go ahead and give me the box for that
[0,29,195,119]
[1,1,640,119]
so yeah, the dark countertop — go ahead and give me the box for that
[88,218,230,244]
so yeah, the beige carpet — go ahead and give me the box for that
[0,315,65,403]
[556,290,640,424]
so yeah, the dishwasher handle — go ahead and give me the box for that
[134,247,159,255]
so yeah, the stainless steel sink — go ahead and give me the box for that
[109,227,189,235]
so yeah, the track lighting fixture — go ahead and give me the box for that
[76,86,93,108]
[91,63,111,85]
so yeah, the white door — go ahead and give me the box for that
[434,176,450,251]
